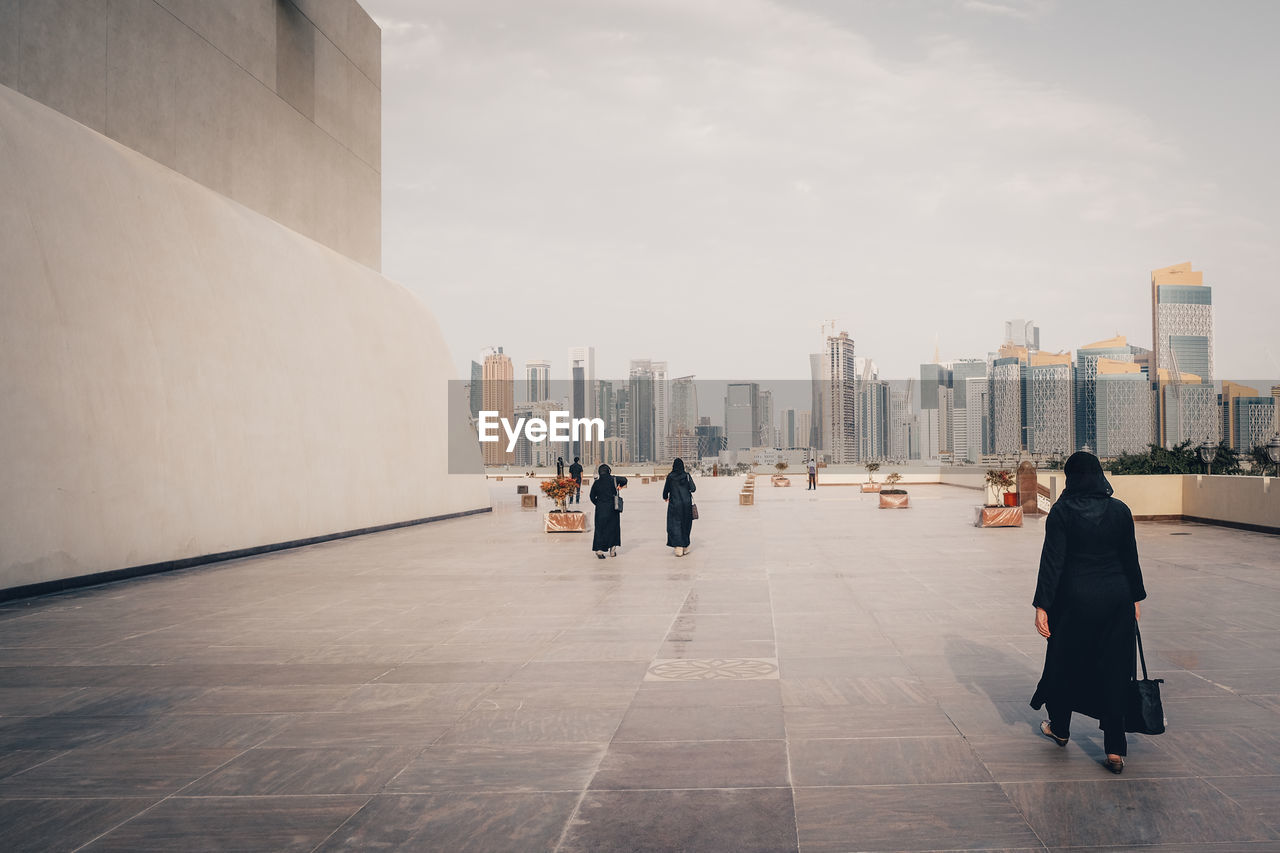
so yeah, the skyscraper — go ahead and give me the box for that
[948,359,988,464]
[1095,360,1153,457]
[758,389,775,448]
[1075,336,1144,453]
[468,360,483,420]
[568,346,596,462]
[652,361,670,462]
[809,353,827,453]
[481,347,514,466]
[795,410,812,452]
[990,356,1023,456]
[1151,262,1214,447]
[1004,319,1040,352]
[725,382,760,452]
[1025,352,1074,456]
[525,359,551,403]
[669,376,699,463]
[628,359,656,462]
[825,332,858,463]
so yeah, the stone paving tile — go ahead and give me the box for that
[1,480,1278,851]
[80,795,370,852]
[316,792,579,852]
[0,798,160,853]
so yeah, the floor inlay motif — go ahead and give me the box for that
[645,658,780,681]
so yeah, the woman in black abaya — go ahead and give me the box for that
[662,458,696,556]
[589,464,627,558]
[1030,451,1146,774]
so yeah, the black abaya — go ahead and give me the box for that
[589,473,627,551]
[1029,482,1146,752]
[662,470,696,548]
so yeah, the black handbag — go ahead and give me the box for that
[613,494,623,513]
[691,504,699,520]
[1126,624,1165,735]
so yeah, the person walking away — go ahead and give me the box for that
[807,459,817,490]
[556,456,565,478]
[589,464,627,558]
[1030,451,1146,774]
[663,457,697,556]
[568,456,583,505]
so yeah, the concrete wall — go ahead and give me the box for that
[0,0,380,268]
[0,85,487,594]
[1183,475,1279,531]
[1106,475,1185,518]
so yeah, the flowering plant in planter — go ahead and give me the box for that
[540,477,579,511]
[984,469,1015,506]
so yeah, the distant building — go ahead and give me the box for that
[1075,336,1144,453]
[1151,262,1214,447]
[1004,319,1041,352]
[525,360,551,403]
[481,347,514,466]
[568,346,596,463]
[948,359,988,465]
[469,360,483,420]
[1026,352,1074,456]
[825,333,858,463]
[963,376,989,462]
[628,359,657,462]
[758,389,775,448]
[695,423,727,460]
[725,382,760,451]
[1232,397,1279,452]
[1095,362,1153,457]
[990,356,1023,456]
[809,353,827,453]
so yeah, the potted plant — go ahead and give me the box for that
[984,469,1016,507]
[861,461,882,492]
[879,472,909,508]
[772,461,791,487]
[540,477,579,512]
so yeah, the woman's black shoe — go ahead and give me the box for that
[1040,721,1068,747]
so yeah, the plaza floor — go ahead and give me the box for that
[1,477,1279,852]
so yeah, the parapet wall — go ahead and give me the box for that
[0,85,487,598]
[0,0,380,268]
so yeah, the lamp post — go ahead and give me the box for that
[1266,434,1280,478]
[1198,438,1216,476]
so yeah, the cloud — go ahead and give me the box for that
[360,0,1275,379]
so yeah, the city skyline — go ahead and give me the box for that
[363,0,1280,384]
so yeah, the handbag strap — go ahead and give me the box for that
[1134,623,1150,681]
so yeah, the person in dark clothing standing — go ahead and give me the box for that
[556,457,565,478]
[1030,451,1146,774]
[589,464,627,558]
[807,459,817,490]
[568,456,583,505]
[662,457,697,556]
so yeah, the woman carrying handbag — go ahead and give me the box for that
[662,457,697,557]
[1029,451,1148,774]
[589,464,627,558]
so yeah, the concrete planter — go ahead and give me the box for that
[860,483,882,493]
[879,492,909,509]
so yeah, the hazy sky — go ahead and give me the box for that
[361,0,1279,383]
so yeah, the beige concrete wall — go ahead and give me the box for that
[0,86,486,593]
[1105,475,1185,517]
[1183,475,1279,530]
[0,0,380,268]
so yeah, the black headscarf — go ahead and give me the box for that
[670,458,685,474]
[596,464,616,497]
[1062,451,1113,499]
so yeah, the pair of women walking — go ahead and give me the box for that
[588,458,696,558]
